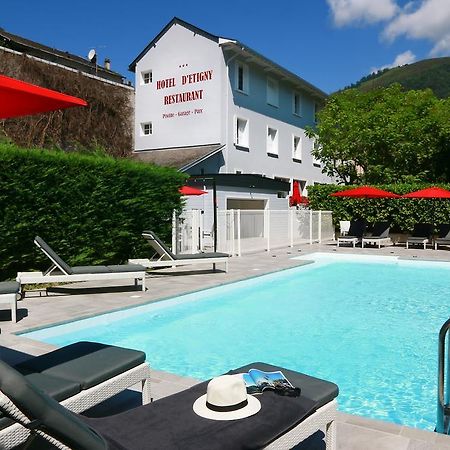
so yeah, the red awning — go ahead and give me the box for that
[331,186,400,198]
[179,185,207,196]
[0,74,87,119]
[402,187,450,199]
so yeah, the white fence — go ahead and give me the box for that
[173,209,334,256]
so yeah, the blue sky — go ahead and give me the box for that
[1,0,449,93]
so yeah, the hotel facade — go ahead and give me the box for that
[130,18,331,217]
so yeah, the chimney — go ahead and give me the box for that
[104,58,111,70]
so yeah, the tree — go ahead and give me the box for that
[307,84,450,184]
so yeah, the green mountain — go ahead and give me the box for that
[344,57,450,98]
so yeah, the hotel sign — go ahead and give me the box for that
[156,69,213,117]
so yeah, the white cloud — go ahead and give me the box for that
[383,0,450,56]
[371,50,417,73]
[327,0,398,26]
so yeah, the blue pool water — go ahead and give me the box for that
[23,254,450,430]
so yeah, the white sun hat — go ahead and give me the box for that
[193,374,261,421]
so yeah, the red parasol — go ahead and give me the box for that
[289,180,308,206]
[0,74,87,119]
[179,185,207,196]
[402,187,450,198]
[330,186,400,198]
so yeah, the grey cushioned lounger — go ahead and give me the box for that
[434,224,450,250]
[0,361,338,450]
[406,223,433,249]
[337,220,367,247]
[16,237,147,292]
[0,281,20,322]
[0,342,151,449]
[130,230,229,272]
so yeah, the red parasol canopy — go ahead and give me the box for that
[179,185,207,196]
[330,186,400,199]
[289,180,308,206]
[0,74,87,119]
[402,187,450,199]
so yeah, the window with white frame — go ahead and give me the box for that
[292,135,302,161]
[141,122,152,136]
[293,92,301,116]
[266,78,279,107]
[235,62,249,93]
[267,127,278,155]
[235,117,249,148]
[312,138,321,166]
[141,70,152,85]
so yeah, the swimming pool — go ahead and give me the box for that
[23,253,450,430]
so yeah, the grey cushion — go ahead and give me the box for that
[407,237,429,242]
[0,372,81,431]
[35,236,73,275]
[0,281,20,295]
[0,360,107,449]
[106,264,146,273]
[16,342,146,390]
[176,252,229,260]
[71,265,111,274]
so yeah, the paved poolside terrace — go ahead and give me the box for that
[2,241,450,449]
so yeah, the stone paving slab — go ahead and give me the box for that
[2,241,450,449]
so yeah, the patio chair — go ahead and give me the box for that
[16,236,147,292]
[337,220,367,247]
[129,230,229,272]
[434,224,450,250]
[362,222,392,248]
[0,341,151,449]
[0,360,338,450]
[406,223,433,250]
[0,281,20,322]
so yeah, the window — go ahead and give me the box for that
[235,62,249,93]
[293,92,301,116]
[292,135,302,161]
[235,117,249,148]
[235,169,242,174]
[312,138,321,167]
[314,102,320,123]
[141,70,152,85]
[266,78,279,107]
[141,122,152,136]
[267,127,278,156]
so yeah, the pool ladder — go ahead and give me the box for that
[437,318,450,434]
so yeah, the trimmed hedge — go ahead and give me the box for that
[308,183,450,233]
[0,144,186,280]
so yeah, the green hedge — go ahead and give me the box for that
[0,144,186,280]
[308,183,450,232]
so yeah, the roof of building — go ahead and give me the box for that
[187,173,290,192]
[133,144,224,171]
[0,27,126,84]
[128,17,327,100]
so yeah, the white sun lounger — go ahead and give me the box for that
[16,236,147,292]
[129,230,229,272]
[362,222,392,248]
[0,282,20,322]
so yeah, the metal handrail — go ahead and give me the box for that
[436,318,450,433]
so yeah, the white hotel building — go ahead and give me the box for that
[129,18,331,217]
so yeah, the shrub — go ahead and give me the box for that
[0,143,186,280]
[308,183,450,233]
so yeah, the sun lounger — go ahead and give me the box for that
[0,341,151,449]
[434,224,450,250]
[129,230,229,272]
[0,281,20,322]
[337,220,366,247]
[406,223,433,249]
[16,236,147,292]
[362,222,392,248]
[0,360,338,450]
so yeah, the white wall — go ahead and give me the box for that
[134,23,225,151]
